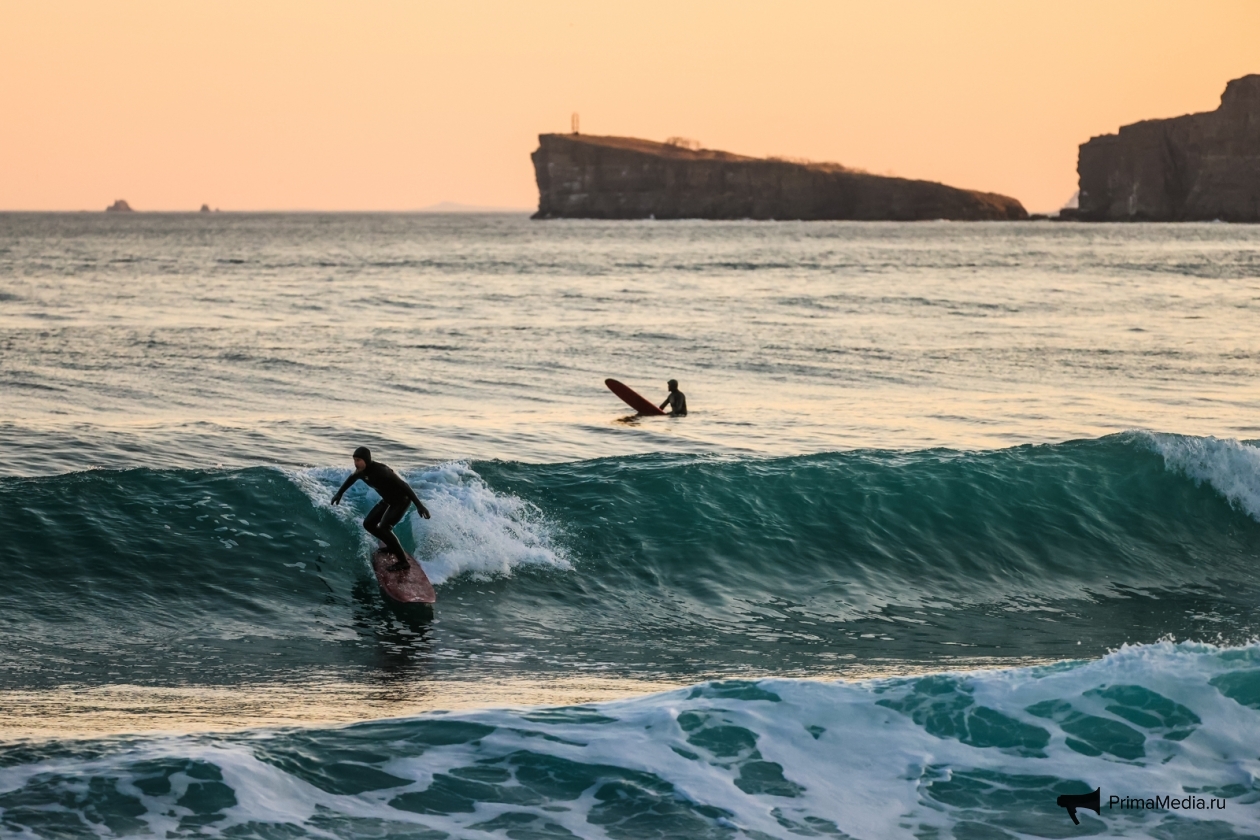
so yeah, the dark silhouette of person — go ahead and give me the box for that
[659,379,687,416]
[331,446,430,572]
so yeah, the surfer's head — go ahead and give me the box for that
[667,379,679,392]
[353,446,372,470]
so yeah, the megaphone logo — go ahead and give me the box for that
[1056,787,1101,825]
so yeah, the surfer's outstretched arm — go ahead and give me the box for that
[330,469,363,505]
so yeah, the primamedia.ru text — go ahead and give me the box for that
[1109,795,1224,812]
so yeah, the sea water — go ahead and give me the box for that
[1,214,1259,838]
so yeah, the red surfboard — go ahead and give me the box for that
[605,379,666,416]
[372,548,436,604]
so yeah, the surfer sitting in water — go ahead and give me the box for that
[330,446,430,572]
[659,379,687,416]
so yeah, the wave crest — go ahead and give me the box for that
[1144,432,1260,521]
[406,461,570,585]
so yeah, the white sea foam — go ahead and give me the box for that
[283,462,569,586]
[1143,432,1260,521]
[282,464,364,527]
[2,642,1259,838]
[402,461,570,585]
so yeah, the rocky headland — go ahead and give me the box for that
[1076,74,1260,221]
[105,199,134,212]
[531,134,1027,221]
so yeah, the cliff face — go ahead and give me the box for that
[531,134,1027,221]
[1077,75,1260,222]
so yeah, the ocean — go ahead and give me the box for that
[1,213,1259,838]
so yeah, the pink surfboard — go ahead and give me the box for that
[605,379,666,416]
[372,548,436,604]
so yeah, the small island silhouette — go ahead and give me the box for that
[531,134,1027,221]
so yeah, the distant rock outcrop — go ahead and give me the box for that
[531,134,1027,221]
[105,199,134,212]
[200,204,211,213]
[1077,75,1260,221]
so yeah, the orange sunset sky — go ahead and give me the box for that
[3,1,1257,214]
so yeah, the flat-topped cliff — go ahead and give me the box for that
[1077,75,1260,221]
[531,134,1027,221]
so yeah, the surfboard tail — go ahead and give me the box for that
[372,549,436,604]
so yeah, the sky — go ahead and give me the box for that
[2,1,1257,213]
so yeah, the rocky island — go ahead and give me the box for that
[105,199,134,212]
[531,134,1027,221]
[1076,74,1260,222]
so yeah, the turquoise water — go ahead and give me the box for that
[4,643,1260,839]
[2,215,1259,837]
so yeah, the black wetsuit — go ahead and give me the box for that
[661,390,687,416]
[332,461,421,562]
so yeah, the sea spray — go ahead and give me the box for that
[403,461,570,585]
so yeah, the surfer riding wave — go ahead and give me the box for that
[331,446,430,572]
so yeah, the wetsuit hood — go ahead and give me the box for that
[353,446,372,463]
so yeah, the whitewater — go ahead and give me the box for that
[1,214,1259,838]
